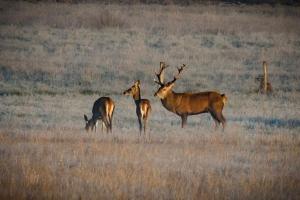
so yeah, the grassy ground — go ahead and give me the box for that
[0,1,300,199]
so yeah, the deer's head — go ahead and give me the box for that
[84,114,96,131]
[123,80,140,96]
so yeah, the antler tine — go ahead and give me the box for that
[175,64,186,79]
[155,62,169,85]
[170,64,187,84]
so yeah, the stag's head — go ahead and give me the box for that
[123,80,140,96]
[154,82,175,99]
[154,62,186,99]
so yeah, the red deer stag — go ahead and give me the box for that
[123,80,151,135]
[84,97,115,133]
[154,62,227,130]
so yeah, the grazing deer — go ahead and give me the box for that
[123,80,151,135]
[154,62,227,130]
[84,97,115,133]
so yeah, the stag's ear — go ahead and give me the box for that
[166,82,175,88]
[84,114,88,122]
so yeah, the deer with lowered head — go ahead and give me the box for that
[154,62,227,130]
[84,96,115,133]
[123,80,151,135]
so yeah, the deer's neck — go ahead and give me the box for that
[92,113,102,121]
[160,91,180,113]
[133,87,141,106]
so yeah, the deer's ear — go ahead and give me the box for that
[135,80,140,86]
[84,114,88,122]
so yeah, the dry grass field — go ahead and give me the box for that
[0,1,300,199]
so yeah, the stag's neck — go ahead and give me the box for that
[160,91,180,113]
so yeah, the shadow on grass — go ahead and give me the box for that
[229,116,300,128]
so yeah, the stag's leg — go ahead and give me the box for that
[220,113,226,131]
[181,115,188,128]
[209,110,221,130]
[215,111,226,131]
[213,118,219,130]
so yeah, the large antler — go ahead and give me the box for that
[155,62,169,86]
[169,64,187,84]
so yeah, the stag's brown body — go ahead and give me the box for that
[161,91,226,115]
[154,62,227,129]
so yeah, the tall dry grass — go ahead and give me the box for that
[0,91,299,199]
[0,128,299,200]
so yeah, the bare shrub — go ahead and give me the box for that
[79,9,126,29]
[47,8,127,29]
[0,2,127,30]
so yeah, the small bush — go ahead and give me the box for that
[0,3,127,30]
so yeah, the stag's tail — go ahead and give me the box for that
[221,94,228,105]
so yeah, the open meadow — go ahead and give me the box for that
[0,1,300,199]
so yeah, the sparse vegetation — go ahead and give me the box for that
[0,1,299,199]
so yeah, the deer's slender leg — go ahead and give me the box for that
[138,117,142,135]
[102,118,109,134]
[109,108,114,133]
[95,121,98,133]
[143,117,147,134]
